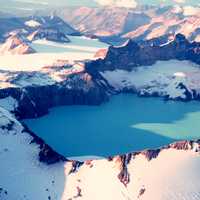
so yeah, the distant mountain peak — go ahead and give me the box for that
[0,35,36,55]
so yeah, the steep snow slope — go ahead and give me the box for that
[65,145,200,200]
[0,107,67,200]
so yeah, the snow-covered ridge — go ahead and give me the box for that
[61,5,200,43]
[65,140,200,200]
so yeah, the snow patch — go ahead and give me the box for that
[101,60,200,99]
[25,20,41,27]
[0,97,18,112]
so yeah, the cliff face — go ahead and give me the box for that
[87,34,200,72]
[1,34,200,119]
[0,72,108,119]
[85,34,200,101]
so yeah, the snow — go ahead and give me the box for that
[0,36,108,88]
[1,93,200,199]
[0,36,108,72]
[0,106,107,200]
[64,148,200,200]
[25,20,41,27]
[0,96,18,112]
[159,40,173,47]
[0,53,91,71]
[0,107,68,200]
[101,60,200,99]
[1,36,200,199]
[0,60,86,88]
[174,72,186,77]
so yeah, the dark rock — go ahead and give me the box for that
[28,28,71,43]
[0,72,108,119]
[142,149,161,161]
[68,161,84,174]
[169,141,194,150]
[86,33,200,73]
[138,187,146,198]
[22,123,66,165]
[117,154,132,186]
[39,144,66,165]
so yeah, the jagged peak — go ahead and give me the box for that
[175,33,187,43]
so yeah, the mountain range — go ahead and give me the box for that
[0,15,79,43]
[58,5,200,45]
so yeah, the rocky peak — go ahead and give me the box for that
[86,33,200,74]
[175,33,187,43]
[27,28,70,43]
[0,35,36,55]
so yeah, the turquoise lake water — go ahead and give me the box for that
[24,94,200,157]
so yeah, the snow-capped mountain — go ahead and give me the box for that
[0,15,80,43]
[0,17,24,42]
[21,15,79,36]
[0,35,36,55]
[59,5,200,44]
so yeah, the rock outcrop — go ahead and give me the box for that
[27,28,70,43]
[0,35,36,55]
[87,34,200,72]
